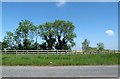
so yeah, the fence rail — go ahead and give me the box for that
[0,50,79,55]
[0,50,119,55]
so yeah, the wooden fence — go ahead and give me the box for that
[0,50,119,55]
[0,50,80,55]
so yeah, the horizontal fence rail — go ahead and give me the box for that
[0,50,79,55]
[0,50,119,55]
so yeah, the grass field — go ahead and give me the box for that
[2,53,119,66]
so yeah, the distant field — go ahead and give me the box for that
[2,53,119,66]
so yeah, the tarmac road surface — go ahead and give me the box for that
[2,65,119,77]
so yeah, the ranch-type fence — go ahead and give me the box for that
[0,50,80,55]
[0,50,118,55]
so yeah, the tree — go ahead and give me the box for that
[3,32,14,49]
[13,28,23,49]
[16,19,35,50]
[38,22,56,50]
[2,19,76,50]
[29,25,39,49]
[39,42,47,50]
[82,39,90,53]
[54,20,76,50]
[1,40,8,50]
[97,42,104,53]
[38,20,76,50]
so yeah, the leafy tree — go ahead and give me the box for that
[38,20,76,50]
[97,42,104,53]
[29,25,39,49]
[39,42,47,50]
[82,39,90,53]
[31,42,39,50]
[1,40,8,50]
[13,28,23,49]
[54,20,76,50]
[16,19,35,50]
[38,22,56,50]
[3,32,14,49]
[2,19,76,50]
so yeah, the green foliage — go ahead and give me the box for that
[2,53,119,66]
[14,19,37,50]
[82,39,90,53]
[2,40,8,50]
[54,20,76,50]
[2,32,14,49]
[2,19,76,50]
[38,22,56,50]
[39,42,47,50]
[38,20,76,50]
[97,42,104,52]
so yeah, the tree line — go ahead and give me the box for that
[82,39,105,53]
[1,19,76,50]
[1,19,105,52]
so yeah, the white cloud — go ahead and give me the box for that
[56,0,66,7]
[105,29,114,36]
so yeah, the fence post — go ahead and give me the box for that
[16,50,17,55]
[47,50,48,55]
[37,50,38,54]
[56,50,58,55]
[65,50,67,55]
[4,48,6,54]
[5,50,6,54]
[27,50,28,54]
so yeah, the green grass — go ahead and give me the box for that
[2,53,119,66]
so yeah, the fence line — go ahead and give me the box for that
[0,50,118,55]
[0,50,80,55]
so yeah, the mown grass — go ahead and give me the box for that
[2,53,119,66]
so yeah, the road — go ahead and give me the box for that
[2,65,119,77]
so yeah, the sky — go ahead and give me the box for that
[1,2,118,50]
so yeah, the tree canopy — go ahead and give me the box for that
[82,39,90,53]
[38,20,76,50]
[2,19,76,50]
[97,42,104,52]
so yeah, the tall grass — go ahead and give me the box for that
[2,53,119,66]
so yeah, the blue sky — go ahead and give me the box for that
[2,2,118,50]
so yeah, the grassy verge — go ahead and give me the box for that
[2,53,119,66]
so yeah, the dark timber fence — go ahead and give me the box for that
[0,50,119,55]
